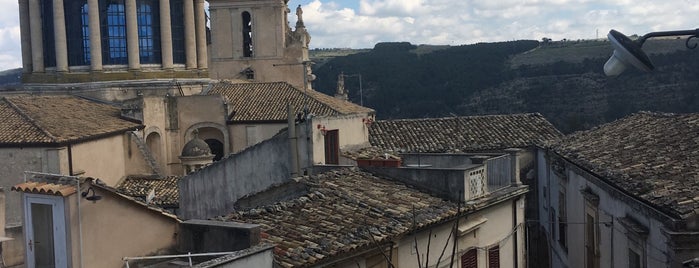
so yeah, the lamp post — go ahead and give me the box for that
[604,28,699,76]
[342,73,363,106]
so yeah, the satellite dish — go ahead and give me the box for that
[604,29,654,76]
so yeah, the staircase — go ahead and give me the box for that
[130,132,164,177]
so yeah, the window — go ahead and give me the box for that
[170,0,185,63]
[40,0,56,67]
[137,0,161,63]
[558,186,567,251]
[583,190,600,268]
[101,0,128,64]
[242,11,253,57]
[66,0,91,66]
[488,245,500,268]
[620,216,648,268]
[461,248,477,268]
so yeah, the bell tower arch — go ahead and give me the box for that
[208,0,313,90]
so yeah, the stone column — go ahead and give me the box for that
[194,0,207,70]
[159,0,173,70]
[183,0,197,69]
[88,0,103,71]
[125,0,140,70]
[28,0,44,72]
[53,0,68,72]
[18,0,33,73]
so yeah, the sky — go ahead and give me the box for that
[0,0,697,70]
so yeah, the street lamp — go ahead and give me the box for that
[604,28,699,76]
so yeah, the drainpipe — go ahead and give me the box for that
[513,198,519,268]
[287,104,300,177]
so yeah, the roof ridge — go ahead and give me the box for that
[3,97,59,142]
[286,82,344,114]
[376,113,541,122]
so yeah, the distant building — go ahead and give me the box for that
[208,0,313,91]
[537,112,699,268]
[18,0,210,94]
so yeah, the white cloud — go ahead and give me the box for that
[0,0,697,70]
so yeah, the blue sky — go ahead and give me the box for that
[0,0,697,70]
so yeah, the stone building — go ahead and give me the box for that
[18,0,210,94]
[537,112,699,268]
[208,0,313,90]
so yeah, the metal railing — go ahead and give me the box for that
[123,251,238,268]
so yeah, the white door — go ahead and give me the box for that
[24,194,68,268]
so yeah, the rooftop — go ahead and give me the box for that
[551,112,699,218]
[218,167,525,267]
[116,176,180,208]
[207,81,374,122]
[369,113,562,153]
[0,95,142,146]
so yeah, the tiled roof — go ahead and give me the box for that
[207,81,374,122]
[12,182,77,196]
[551,112,699,218]
[369,113,562,153]
[219,168,460,267]
[0,95,142,145]
[116,176,180,208]
[341,146,400,160]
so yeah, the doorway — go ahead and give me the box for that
[24,195,68,268]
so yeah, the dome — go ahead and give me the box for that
[181,137,212,157]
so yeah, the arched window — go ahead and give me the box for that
[137,0,161,64]
[242,11,253,57]
[66,0,91,66]
[100,0,128,65]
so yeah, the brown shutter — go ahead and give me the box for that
[461,248,477,268]
[488,245,500,268]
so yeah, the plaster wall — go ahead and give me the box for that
[537,149,672,268]
[310,114,371,165]
[71,134,130,186]
[67,188,178,268]
[229,123,286,153]
[178,123,310,220]
[392,198,524,268]
[0,147,61,266]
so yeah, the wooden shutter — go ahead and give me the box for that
[488,245,500,268]
[461,248,477,268]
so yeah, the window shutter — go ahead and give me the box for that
[461,248,477,268]
[488,245,500,268]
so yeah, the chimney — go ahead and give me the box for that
[335,72,348,100]
[505,148,522,185]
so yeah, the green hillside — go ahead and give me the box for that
[311,39,699,133]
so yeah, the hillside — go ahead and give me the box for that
[311,39,699,133]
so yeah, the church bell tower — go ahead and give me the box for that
[208,0,313,90]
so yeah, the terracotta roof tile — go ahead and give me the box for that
[116,176,180,208]
[220,168,460,267]
[369,113,563,153]
[551,112,699,218]
[12,182,77,196]
[208,81,374,122]
[0,96,142,145]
